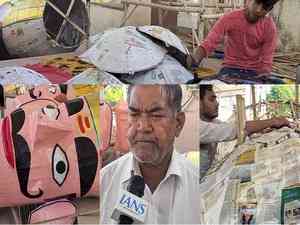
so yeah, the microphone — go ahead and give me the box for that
[111,171,149,224]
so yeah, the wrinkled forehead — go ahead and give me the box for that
[128,86,171,111]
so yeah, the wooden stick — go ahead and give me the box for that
[251,85,257,120]
[120,0,206,13]
[236,95,246,145]
[156,1,243,8]
[45,0,87,37]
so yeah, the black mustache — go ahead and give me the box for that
[11,109,43,199]
[14,135,43,198]
[75,137,98,197]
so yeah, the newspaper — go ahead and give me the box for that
[0,67,50,85]
[281,186,300,225]
[219,179,240,224]
[201,177,229,224]
[67,68,123,85]
[120,55,194,84]
[200,128,300,224]
[80,26,167,74]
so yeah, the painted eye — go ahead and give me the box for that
[52,144,69,186]
[42,105,60,120]
[48,85,57,94]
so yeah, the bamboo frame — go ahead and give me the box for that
[55,0,76,43]
[156,1,241,8]
[121,0,206,13]
[45,0,87,37]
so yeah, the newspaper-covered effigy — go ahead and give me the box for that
[67,68,124,85]
[120,55,194,84]
[80,26,194,84]
[200,127,300,225]
[0,67,50,85]
[80,26,167,74]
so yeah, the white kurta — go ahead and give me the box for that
[100,151,200,224]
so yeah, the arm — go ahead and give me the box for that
[245,117,291,135]
[188,15,228,67]
[200,120,237,144]
[201,117,291,144]
[257,19,277,74]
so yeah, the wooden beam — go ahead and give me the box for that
[156,1,242,8]
[236,95,246,145]
[251,85,257,120]
[120,0,206,13]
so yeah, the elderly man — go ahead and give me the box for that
[188,0,282,84]
[100,85,200,224]
[200,85,291,179]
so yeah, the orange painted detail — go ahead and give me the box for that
[84,117,90,129]
[77,115,85,133]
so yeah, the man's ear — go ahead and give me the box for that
[175,111,185,137]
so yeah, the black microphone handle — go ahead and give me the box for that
[118,214,134,224]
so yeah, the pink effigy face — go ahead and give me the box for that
[5,85,64,116]
[0,91,100,207]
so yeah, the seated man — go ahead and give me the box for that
[100,85,200,224]
[188,0,283,84]
[200,85,292,178]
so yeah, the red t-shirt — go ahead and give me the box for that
[201,9,277,74]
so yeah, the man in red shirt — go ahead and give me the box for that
[188,0,282,84]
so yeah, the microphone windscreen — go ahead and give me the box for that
[127,175,145,197]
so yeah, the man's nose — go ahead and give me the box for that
[137,115,152,132]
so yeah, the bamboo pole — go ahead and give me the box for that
[156,1,242,8]
[120,0,206,13]
[236,95,246,145]
[251,85,257,120]
[45,0,87,37]
[55,0,76,43]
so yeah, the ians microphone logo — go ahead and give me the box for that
[119,192,146,216]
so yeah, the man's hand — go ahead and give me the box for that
[186,46,206,69]
[246,117,294,135]
[186,54,200,70]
